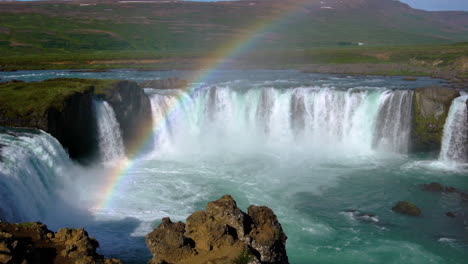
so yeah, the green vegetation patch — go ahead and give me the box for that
[0,78,120,117]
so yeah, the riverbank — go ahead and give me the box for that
[1,44,467,80]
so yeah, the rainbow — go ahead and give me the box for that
[96,0,311,212]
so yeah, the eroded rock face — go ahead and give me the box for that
[0,222,121,264]
[146,195,289,264]
[140,78,188,90]
[411,86,460,152]
[97,80,153,156]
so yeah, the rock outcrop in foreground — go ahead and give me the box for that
[146,195,288,264]
[0,222,121,264]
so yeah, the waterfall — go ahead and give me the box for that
[94,100,125,162]
[147,86,414,155]
[440,95,468,163]
[0,128,73,222]
[373,90,414,153]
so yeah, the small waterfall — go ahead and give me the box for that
[94,100,125,162]
[0,128,73,222]
[146,86,413,155]
[440,95,468,163]
[373,90,414,153]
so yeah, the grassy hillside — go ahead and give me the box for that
[0,0,467,73]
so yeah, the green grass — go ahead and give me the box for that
[0,1,467,74]
[0,78,120,117]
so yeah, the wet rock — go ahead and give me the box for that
[392,201,421,216]
[446,212,456,218]
[421,182,457,193]
[0,221,121,264]
[411,86,460,153]
[146,195,289,264]
[140,77,188,89]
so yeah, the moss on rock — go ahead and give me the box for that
[411,86,460,153]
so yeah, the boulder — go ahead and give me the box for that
[392,201,421,216]
[146,195,289,264]
[421,182,457,193]
[0,221,121,264]
[140,77,188,90]
[446,212,456,218]
[411,86,460,152]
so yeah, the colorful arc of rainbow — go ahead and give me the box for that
[96,0,309,212]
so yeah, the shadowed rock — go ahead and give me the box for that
[146,195,288,264]
[0,222,121,264]
[392,201,421,216]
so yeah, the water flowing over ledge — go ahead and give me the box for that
[440,95,468,164]
[94,99,126,162]
[148,86,415,155]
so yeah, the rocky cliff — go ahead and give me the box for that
[0,222,121,264]
[96,80,153,155]
[411,86,460,153]
[0,78,152,162]
[146,195,289,264]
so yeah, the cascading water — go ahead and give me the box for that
[373,90,414,153]
[0,128,74,222]
[94,99,125,162]
[440,94,468,163]
[148,86,413,155]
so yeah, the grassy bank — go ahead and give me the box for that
[0,78,121,117]
[1,44,467,78]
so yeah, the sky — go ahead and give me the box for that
[399,0,468,11]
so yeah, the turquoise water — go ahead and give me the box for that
[1,70,467,263]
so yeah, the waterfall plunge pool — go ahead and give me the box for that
[0,70,467,264]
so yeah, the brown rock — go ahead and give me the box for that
[392,201,421,216]
[146,195,289,264]
[0,222,121,264]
